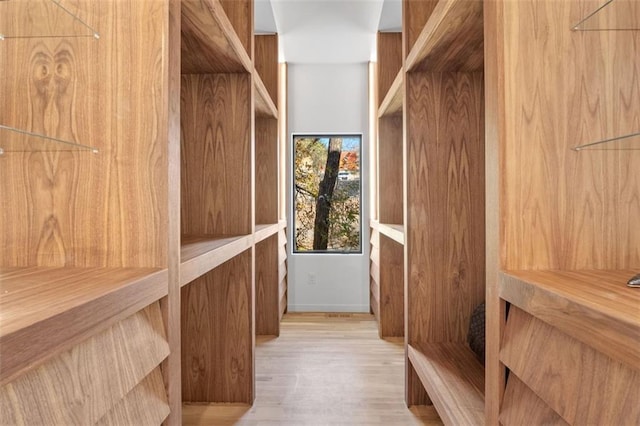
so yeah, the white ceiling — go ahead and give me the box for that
[255,0,402,64]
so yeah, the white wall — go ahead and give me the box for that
[287,63,370,312]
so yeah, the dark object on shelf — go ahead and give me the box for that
[628,273,640,288]
[467,302,485,363]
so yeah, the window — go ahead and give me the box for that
[293,134,362,253]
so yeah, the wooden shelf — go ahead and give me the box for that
[407,343,485,426]
[254,70,278,118]
[0,267,168,386]
[378,223,404,245]
[181,0,252,74]
[180,234,253,286]
[378,70,403,117]
[405,0,484,72]
[254,223,280,244]
[500,270,640,371]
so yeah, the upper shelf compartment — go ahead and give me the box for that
[0,0,100,40]
[572,0,639,31]
[405,0,483,72]
[181,0,252,74]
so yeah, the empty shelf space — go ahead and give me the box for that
[378,223,404,245]
[500,269,640,370]
[0,267,167,385]
[180,234,253,286]
[181,0,252,74]
[406,0,484,72]
[378,69,403,117]
[254,71,278,118]
[408,343,485,426]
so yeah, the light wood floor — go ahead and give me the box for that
[183,313,441,425]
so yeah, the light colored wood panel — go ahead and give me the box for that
[378,223,405,245]
[181,73,252,237]
[406,0,484,72]
[483,0,506,423]
[501,306,640,425]
[255,117,279,222]
[378,115,404,224]
[370,225,380,248]
[181,0,251,74]
[370,257,380,286]
[219,0,252,60]
[379,69,404,117]
[501,0,640,270]
[256,235,280,336]
[279,276,287,302]
[500,374,568,426]
[0,267,167,385]
[377,32,403,106]
[0,0,168,268]
[403,0,439,58]
[278,243,287,265]
[379,236,404,338]
[180,235,253,286]
[95,367,170,426]
[405,72,485,345]
[254,73,278,118]
[500,270,640,371]
[371,269,380,300]
[254,223,279,244]
[183,314,441,425]
[255,34,278,105]
[278,261,287,285]
[279,289,287,319]
[181,250,253,403]
[0,302,169,425]
[408,344,484,425]
[278,64,288,221]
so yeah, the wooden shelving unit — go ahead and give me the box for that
[0,0,285,424]
[371,0,486,420]
[484,1,640,424]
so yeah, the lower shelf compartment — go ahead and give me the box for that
[407,343,484,426]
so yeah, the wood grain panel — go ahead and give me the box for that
[279,288,287,320]
[180,235,253,286]
[501,0,640,270]
[377,32,402,105]
[181,0,251,74]
[0,302,169,425]
[378,71,404,117]
[378,115,404,224]
[181,250,253,403]
[500,270,640,372]
[370,226,380,248]
[95,367,170,426]
[379,236,404,337]
[403,0,438,58]
[501,306,640,425]
[405,72,485,345]
[220,0,252,60]
[255,34,278,105]
[408,344,484,425]
[370,256,380,286]
[256,235,279,336]
[406,0,484,72]
[0,0,168,268]
[254,73,278,118]
[181,73,252,237]
[0,267,167,385]
[500,374,568,426]
[255,118,279,224]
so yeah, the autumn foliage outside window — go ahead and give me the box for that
[293,135,362,253]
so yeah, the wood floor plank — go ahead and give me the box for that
[183,314,441,425]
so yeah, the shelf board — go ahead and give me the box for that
[408,343,485,426]
[378,70,403,117]
[378,223,404,245]
[254,70,278,118]
[500,269,640,372]
[180,234,253,286]
[0,267,167,386]
[0,124,99,155]
[181,0,252,74]
[405,0,484,72]
[254,223,279,244]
